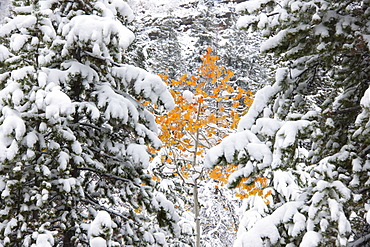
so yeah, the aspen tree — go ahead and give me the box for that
[152,47,254,246]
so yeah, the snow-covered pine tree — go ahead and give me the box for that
[0,0,178,246]
[184,0,229,75]
[127,0,192,79]
[134,16,185,79]
[206,0,370,246]
[218,24,267,92]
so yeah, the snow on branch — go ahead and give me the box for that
[205,129,270,168]
[234,201,305,247]
[112,65,174,110]
[60,15,134,61]
[348,233,370,247]
[237,68,286,131]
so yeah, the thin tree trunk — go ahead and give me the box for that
[193,102,202,247]
[194,178,200,247]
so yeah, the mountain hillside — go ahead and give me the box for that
[127,0,267,91]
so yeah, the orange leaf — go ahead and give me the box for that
[232,102,240,107]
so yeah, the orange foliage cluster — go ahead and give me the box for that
[157,47,253,152]
[209,166,271,203]
[154,47,252,180]
[152,47,270,202]
[234,177,272,203]
[208,165,238,187]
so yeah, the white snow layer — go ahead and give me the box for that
[127,143,150,169]
[90,237,107,247]
[182,90,196,103]
[112,65,174,110]
[360,85,370,108]
[236,15,257,29]
[300,231,321,247]
[0,15,37,37]
[44,84,73,119]
[31,223,55,247]
[95,0,134,22]
[0,107,26,161]
[205,129,272,168]
[273,170,301,201]
[89,211,113,245]
[0,45,10,61]
[97,83,139,123]
[33,233,54,247]
[234,202,305,247]
[271,120,311,169]
[237,73,283,131]
[206,116,309,171]
[61,15,134,59]
[235,0,270,14]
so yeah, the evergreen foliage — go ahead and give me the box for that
[0,0,178,246]
[206,0,370,246]
[7,0,369,246]
[128,0,268,92]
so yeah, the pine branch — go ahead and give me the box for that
[352,186,370,194]
[360,145,370,158]
[84,51,120,67]
[77,122,106,132]
[348,233,370,247]
[77,166,141,188]
[324,106,362,116]
[88,146,127,163]
[112,87,140,108]
[80,197,129,221]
